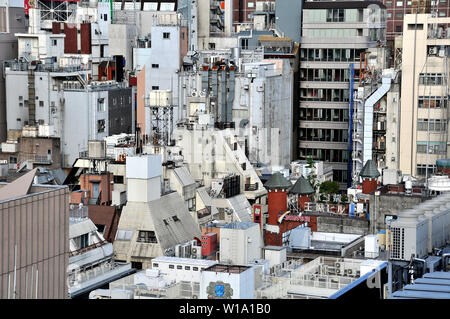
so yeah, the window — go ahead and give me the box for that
[152,86,159,90]
[39,101,44,107]
[396,1,403,6]
[185,266,191,270]
[75,234,89,249]
[439,11,446,17]
[177,265,182,270]
[395,12,403,18]
[137,230,158,243]
[153,263,159,268]
[172,215,180,222]
[417,141,446,154]
[208,42,216,50]
[169,264,174,269]
[326,9,345,22]
[386,0,392,5]
[192,267,199,271]
[113,175,124,184]
[419,73,444,85]
[241,38,248,50]
[248,1,254,7]
[163,32,170,39]
[97,119,105,133]
[97,98,105,112]
[417,119,447,131]
[9,156,17,164]
[51,39,57,46]
[116,230,133,241]
[395,25,402,32]
[418,96,447,108]
[104,14,107,21]
[416,164,436,176]
[387,12,392,18]
[152,64,159,68]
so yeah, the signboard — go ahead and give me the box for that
[304,202,347,215]
[277,211,311,224]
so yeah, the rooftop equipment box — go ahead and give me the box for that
[202,232,217,257]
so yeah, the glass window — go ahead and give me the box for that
[137,230,158,243]
[396,1,403,6]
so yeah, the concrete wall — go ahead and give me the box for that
[220,224,263,264]
[108,24,137,72]
[0,6,27,142]
[369,194,429,231]
[0,185,69,299]
[199,266,255,299]
[275,0,302,42]
[314,215,369,235]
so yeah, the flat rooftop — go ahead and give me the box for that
[204,264,251,274]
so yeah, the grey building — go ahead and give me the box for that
[298,1,386,189]
[0,2,27,143]
[0,168,70,299]
[108,87,133,135]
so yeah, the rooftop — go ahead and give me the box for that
[204,264,251,274]
[391,272,450,299]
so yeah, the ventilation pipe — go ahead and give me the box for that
[363,77,392,164]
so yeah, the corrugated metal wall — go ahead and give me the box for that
[64,23,78,54]
[80,23,91,54]
[0,187,70,299]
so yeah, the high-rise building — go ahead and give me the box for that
[399,14,450,177]
[299,1,386,189]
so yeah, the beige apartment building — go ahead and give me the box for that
[0,169,70,299]
[399,14,450,177]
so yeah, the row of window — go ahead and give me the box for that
[300,48,367,62]
[418,73,446,86]
[299,148,349,163]
[417,119,447,132]
[417,141,447,154]
[299,128,349,143]
[300,108,349,122]
[300,68,360,83]
[385,0,446,6]
[304,9,365,23]
[300,88,350,102]
[153,263,200,271]
[416,164,437,176]
[418,96,448,109]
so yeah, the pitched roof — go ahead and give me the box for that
[264,172,292,190]
[360,160,380,178]
[0,168,38,201]
[289,176,315,195]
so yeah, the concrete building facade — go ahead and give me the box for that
[399,14,450,176]
[299,1,386,188]
[0,0,27,143]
